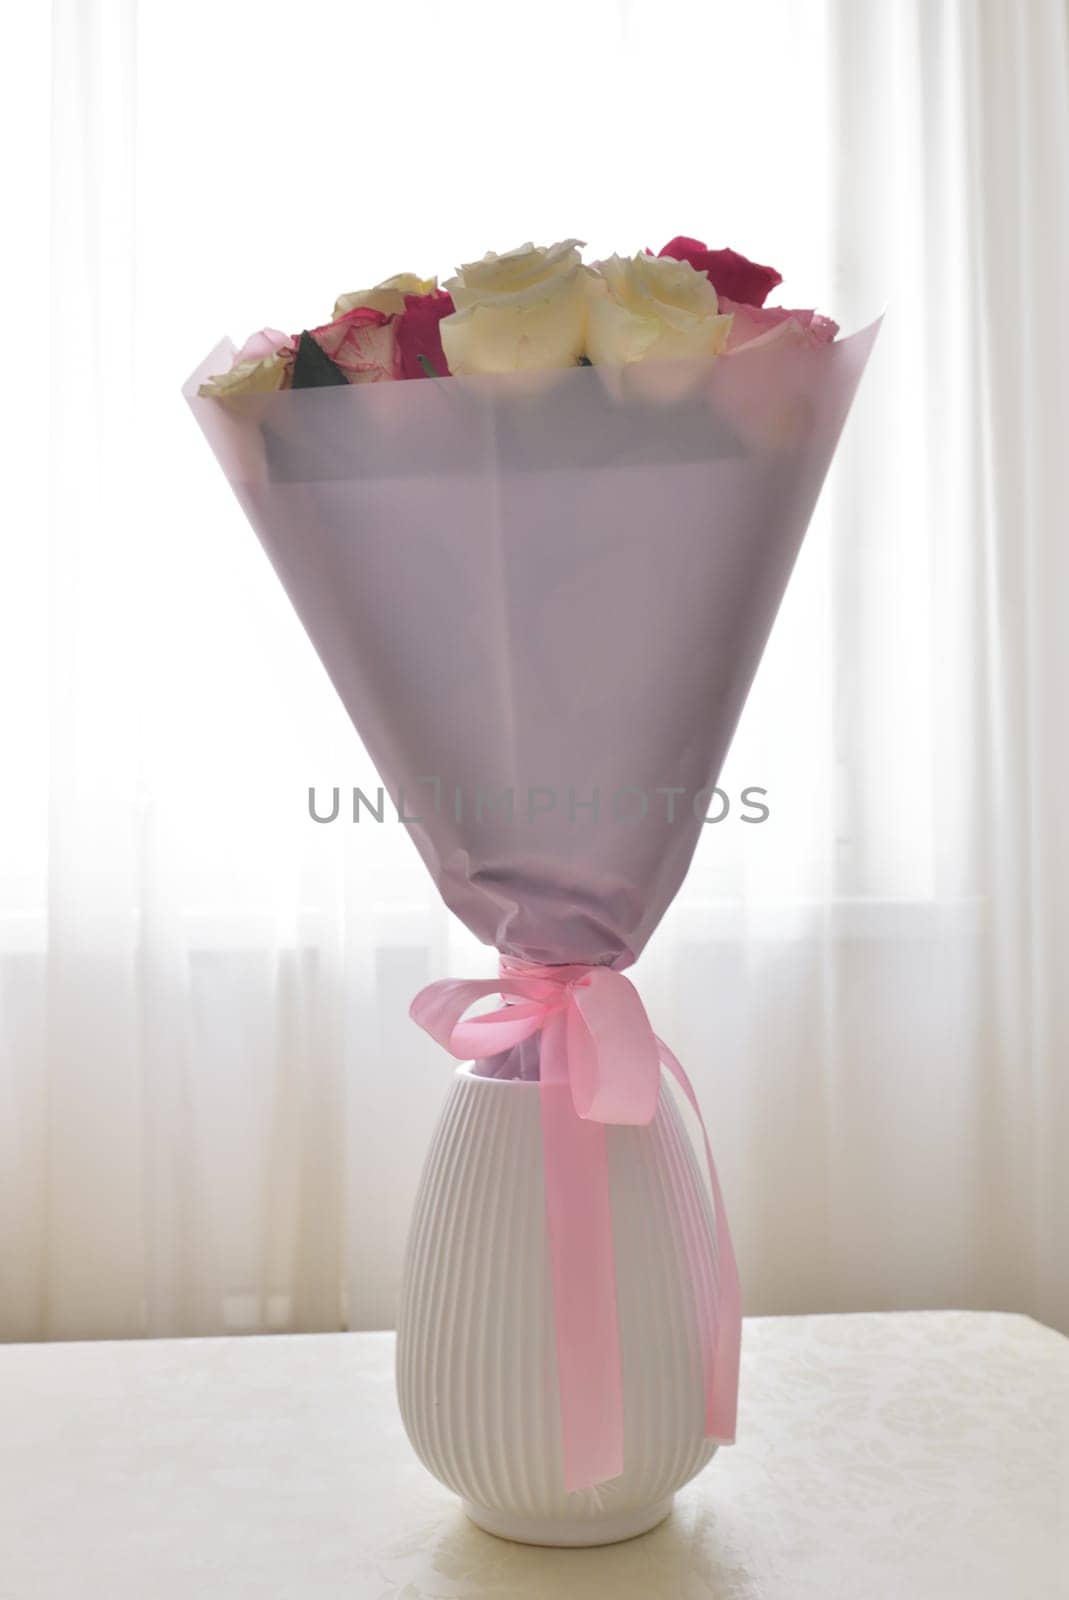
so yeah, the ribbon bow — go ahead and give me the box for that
[410,958,741,1492]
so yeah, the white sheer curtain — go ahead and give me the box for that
[2,0,1067,1342]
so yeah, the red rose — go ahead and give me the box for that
[396,289,455,379]
[657,237,782,308]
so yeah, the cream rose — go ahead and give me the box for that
[333,273,436,320]
[587,253,733,366]
[198,348,292,398]
[199,328,295,398]
[439,240,591,374]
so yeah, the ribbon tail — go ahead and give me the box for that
[539,1011,625,1492]
[659,1044,741,1445]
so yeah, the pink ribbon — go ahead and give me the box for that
[410,958,741,1492]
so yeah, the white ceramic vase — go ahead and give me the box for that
[396,1063,721,1547]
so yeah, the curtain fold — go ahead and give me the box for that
[1,0,1066,1341]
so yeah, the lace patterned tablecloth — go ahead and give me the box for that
[0,1312,1065,1598]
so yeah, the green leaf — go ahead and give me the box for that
[291,330,349,389]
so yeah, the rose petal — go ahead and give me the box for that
[232,327,295,366]
[333,274,437,320]
[658,237,783,307]
[198,347,292,398]
[395,289,455,379]
[721,298,839,352]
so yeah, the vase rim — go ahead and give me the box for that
[456,1061,540,1089]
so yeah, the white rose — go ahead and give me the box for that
[199,347,292,398]
[439,240,591,374]
[333,273,436,320]
[587,253,733,366]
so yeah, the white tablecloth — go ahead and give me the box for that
[0,1311,1064,1598]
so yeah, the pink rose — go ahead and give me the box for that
[308,306,399,382]
[395,289,455,379]
[657,237,782,308]
[721,298,838,352]
[232,326,295,366]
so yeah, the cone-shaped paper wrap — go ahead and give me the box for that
[186,329,877,975]
[185,322,878,1493]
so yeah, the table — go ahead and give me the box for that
[0,1312,1065,1598]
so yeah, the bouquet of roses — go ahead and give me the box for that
[186,234,876,1538]
[199,236,838,395]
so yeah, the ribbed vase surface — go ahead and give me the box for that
[396,1064,721,1546]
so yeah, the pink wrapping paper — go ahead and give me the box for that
[184,323,878,1489]
[185,332,876,973]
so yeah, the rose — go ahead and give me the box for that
[308,305,399,382]
[396,288,455,379]
[327,281,456,381]
[723,299,838,352]
[333,272,437,320]
[586,252,733,367]
[657,237,782,308]
[439,240,591,374]
[232,327,295,366]
[198,328,295,397]
[198,352,290,398]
